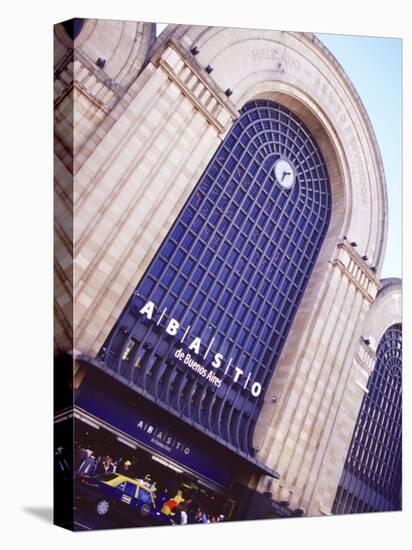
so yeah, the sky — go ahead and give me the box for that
[316,33,402,279]
[156,25,402,279]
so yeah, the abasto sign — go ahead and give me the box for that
[138,300,262,398]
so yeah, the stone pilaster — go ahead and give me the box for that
[54,49,74,355]
[314,278,401,515]
[254,239,380,515]
[311,339,376,515]
[151,39,239,133]
[72,41,238,357]
[54,20,155,354]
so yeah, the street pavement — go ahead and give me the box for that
[73,506,154,531]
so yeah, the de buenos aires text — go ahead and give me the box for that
[138,300,262,398]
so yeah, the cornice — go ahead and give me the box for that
[151,38,239,134]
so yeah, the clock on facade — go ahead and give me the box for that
[274,158,296,189]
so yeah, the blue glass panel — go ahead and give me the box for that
[102,100,331,456]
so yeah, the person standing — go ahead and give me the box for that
[118,459,132,476]
[194,508,208,523]
[180,505,188,525]
[75,448,95,475]
[94,456,106,475]
[185,498,196,524]
[156,487,169,512]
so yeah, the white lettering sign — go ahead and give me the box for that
[138,299,263,399]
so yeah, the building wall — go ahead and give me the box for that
[54,20,394,517]
[54,19,156,354]
[325,279,402,513]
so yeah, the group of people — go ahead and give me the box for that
[156,488,225,525]
[173,506,225,525]
[74,443,226,525]
[75,445,134,477]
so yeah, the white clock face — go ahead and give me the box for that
[274,159,295,189]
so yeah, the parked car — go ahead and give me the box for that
[75,472,173,527]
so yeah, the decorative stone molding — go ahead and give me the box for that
[331,240,380,303]
[54,57,117,114]
[354,339,376,376]
[152,39,239,134]
[319,503,332,516]
[355,380,369,394]
[55,80,110,116]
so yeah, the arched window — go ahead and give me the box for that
[100,100,331,455]
[333,324,402,513]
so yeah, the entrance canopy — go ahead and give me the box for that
[75,358,280,487]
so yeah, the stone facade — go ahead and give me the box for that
[311,278,402,514]
[54,19,399,517]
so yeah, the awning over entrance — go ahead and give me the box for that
[75,357,280,487]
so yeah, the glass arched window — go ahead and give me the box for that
[100,100,331,456]
[333,324,402,513]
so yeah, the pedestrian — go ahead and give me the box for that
[74,443,87,470]
[94,455,106,475]
[143,473,153,487]
[173,489,185,506]
[109,460,118,473]
[173,504,182,525]
[118,459,132,476]
[194,508,208,523]
[104,455,113,472]
[156,487,169,512]
[185,498,196,524]
[77,449,97,475]
[180,505,188,525]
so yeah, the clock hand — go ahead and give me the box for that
[281,171,292,182]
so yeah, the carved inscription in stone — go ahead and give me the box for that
[251,48,301,72]
[314,77,347,123]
